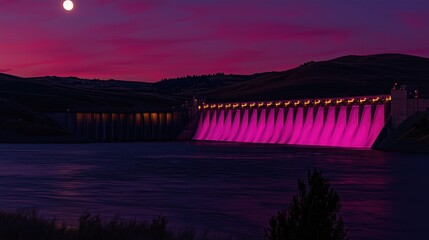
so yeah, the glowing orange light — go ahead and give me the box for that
[233,103,239,108]
[325,99,332,104]
[250,102,256,107]
[314,100,321,105]
[225,104,231,108]
[258,102,264,107]
[241,103,247,107]
[285,101,291,106]
[372,97,380,102]
[211,104,216,109]
[275,102,281,107]
[267,102,273,107]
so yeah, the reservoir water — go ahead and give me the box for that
[0,142,428,239]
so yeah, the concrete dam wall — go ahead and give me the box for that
[51,111,189,141]
[193,96,391,148]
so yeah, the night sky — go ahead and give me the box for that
[1,0,428,82]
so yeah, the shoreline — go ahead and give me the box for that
[0,137,428,153]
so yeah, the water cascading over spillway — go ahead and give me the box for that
[193,99,388,148]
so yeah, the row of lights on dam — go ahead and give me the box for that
[199,95,392,110]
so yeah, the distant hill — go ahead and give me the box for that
[152,72,272,97]
[0,74,178,112]
[201,54,429,101]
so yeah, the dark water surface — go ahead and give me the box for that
[0,142,428,239]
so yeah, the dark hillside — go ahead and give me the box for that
[203,54,429,101]
[0,75,178,112]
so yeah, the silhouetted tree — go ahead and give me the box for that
[265,169,347,240]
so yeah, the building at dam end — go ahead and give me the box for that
[391,84,429,128]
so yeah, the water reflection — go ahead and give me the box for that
[0,142,428,240]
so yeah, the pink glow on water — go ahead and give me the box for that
[341,106,360,147]
[269,108,284,143]
[253,109,267,143]
[209,110,225,140]
[329,106,348,146]
[234,109,249,142]
[193,104,387,148]
[308,107,325,145]
[353,105,373,147]
[260,109,276,143]
[244,109,259,142]
[297,107,314,144]
[193,110,211,140]
[192,111,205,140]
[205,111,217,140]
[288,108,304,145]
[279,108,295,144]
[366,105,386,147]
[226,110,241,141]
[220,110,233,141]
[318,107,336,145]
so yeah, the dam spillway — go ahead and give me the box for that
[193,96,390,148]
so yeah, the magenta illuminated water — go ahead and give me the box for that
[260,109,275,143]
[0,142,428,240]
[270,108,284,143]
[353,105,372,147]
[220,110,232,141]
[308,107,325,145]
[226,109,241,142]
[235,109,249,142]
[253,109,267,143]
[330,106,348,146]
[244,109,259,142]
[279,108,294,144]
[297,107,314,145]
[194,104,386,148]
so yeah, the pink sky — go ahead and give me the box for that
[1,0,429,82]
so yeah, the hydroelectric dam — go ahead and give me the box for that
[193,95,391,148]
[50,85,428,148]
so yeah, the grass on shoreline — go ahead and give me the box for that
[0,209,238,240]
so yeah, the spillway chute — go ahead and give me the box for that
[192,100,388,149]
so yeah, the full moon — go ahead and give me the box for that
[63,0,74,11]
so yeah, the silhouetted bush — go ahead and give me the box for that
[265,170,347,240]
[0,209,68,240]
